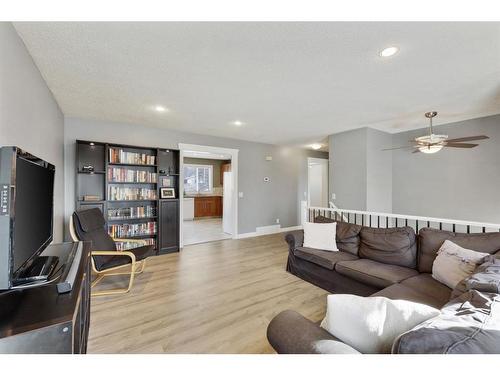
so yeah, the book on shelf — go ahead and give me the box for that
[108,186,157,201]
[82,195,101,201]
[109,148,156,165]
[108,221,157,238]
[108,167,157,183]
[108,205,157,220]
[115,238,155,251]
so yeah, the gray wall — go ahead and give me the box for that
[0,23,65,242]
[366,128,392,212]
[328,127,392,212]
[329,128,367,210]
[64,117,327,237]
[392,114,500,223]
[183,157,230,188]
[329,114,500,223]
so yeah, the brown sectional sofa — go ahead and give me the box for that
[268,217,500,353]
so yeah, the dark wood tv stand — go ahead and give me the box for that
[0,241,91,353]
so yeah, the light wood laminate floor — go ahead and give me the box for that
[183,217,232,245]
[88,233,328,353]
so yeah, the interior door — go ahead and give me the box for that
[222,171,233,234]
[308,158,329,207]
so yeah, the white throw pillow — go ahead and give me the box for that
[303,221,338,251]
[432,240,489,289]
[320,294,440,354]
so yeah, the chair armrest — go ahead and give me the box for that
[284,230,304,251]
[267,310,360,354]
[91,250,137,263]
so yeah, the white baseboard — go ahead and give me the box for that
[236,225,302,239]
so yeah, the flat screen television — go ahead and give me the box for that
[0,146,55,290]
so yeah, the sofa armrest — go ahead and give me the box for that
[284,230,304,251]
[267,310,360,354]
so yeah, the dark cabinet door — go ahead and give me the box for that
[159,199,179,254]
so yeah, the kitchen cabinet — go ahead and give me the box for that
[194,196,222,217]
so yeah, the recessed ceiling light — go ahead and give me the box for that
[310,144,322,150]
[154,105,168,113]
[231,120,244,126]
[379,46,399,57]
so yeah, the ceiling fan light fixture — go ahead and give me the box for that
[418,144,443,154]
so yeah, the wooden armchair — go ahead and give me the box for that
[69,208,154,297]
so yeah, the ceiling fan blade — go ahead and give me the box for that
[446,135,489,143]
[444,143,478,148]
[382,145,415,151]
[412,149,420,154]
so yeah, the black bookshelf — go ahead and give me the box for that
[75,140,180,254]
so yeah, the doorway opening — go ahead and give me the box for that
[307,157,329,207]
[179,144,239,247]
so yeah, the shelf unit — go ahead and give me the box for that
[75,140,180,254]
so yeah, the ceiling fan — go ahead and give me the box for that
[383,112,489,154]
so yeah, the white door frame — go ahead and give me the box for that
[307,157,329,207]
[178,143,239,248]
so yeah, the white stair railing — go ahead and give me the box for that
[308,206,500,234]
[329,201,348,222]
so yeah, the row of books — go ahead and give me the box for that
[109,148,156,165]
[108,186,157,201]
[115,238,155,251]
[108,222,157,238]
[108,167,157,183]
[108,205,157,220]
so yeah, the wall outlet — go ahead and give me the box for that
[276,218,280,224]
[331,193,336,200]
[238,192,244,198]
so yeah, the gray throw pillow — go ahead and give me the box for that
[393,290,500,354]
[451,256,500,298]
[465,256,500,293]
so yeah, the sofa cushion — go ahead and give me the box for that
[335,259,419,289]
[372,283,448,309]
[400,273,452,306]
[294,247,358,270]
[418,227,500,273]
[393,290,500,354]
[359,226,417,268]
[314,216,362,255]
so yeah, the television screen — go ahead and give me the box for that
[13,155,54,272]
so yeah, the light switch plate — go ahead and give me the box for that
[238,192,244,198]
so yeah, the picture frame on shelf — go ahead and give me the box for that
[160,187,176,199]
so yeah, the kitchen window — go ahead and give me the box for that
[184,164,213,194]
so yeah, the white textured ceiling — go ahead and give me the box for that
[13,22,500,147]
